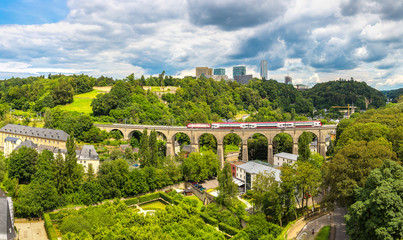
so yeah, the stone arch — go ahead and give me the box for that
[223,133,243,162]
[172,132,191,156]
[297,131,319,159]
[273,132,293,155]
[109,129,124,140]
[247,133,268,162]
[156,131,167,156]
[128,130,142,147]
[199,133,218,153]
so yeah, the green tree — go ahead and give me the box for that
[148,130,159,167]
[8,146,38,184]
[139,129,149,167]
[273,133,293,154]
[323,139,396,205]
[295,161,321,211]
[345,160,403,240]
[251,170,276,212]
[217,162,238,206]
[297,132,312,161]
[64,135,83,193]
[52,79,74,105]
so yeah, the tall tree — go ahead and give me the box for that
[148,130,159,167]
[297,132,312,161]
[8,146,38,184]
[139,129,149,167]
[345,160,403,240]
[217,162,238,206]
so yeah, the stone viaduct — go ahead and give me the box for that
[95,124,337,168]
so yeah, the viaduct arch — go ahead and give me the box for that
[96,124,336,168]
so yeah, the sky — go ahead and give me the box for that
[0,0,402,90]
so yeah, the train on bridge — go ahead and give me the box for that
[187,121,322,129]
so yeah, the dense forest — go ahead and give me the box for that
[382,87,403,102]
[0,73,401,239]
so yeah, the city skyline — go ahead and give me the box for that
[0,0,402,90]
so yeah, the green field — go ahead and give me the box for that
[59,89,104,114]
[139,200,167,210]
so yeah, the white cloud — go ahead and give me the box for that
[0,0,401,89]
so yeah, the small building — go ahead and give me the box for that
[273,152,299,166]
[236,161,281,192]
[310,141,318,153]
[0,188,16,240]
[3,137,22,157]
[230,161,245,177]
[76,145,100,173]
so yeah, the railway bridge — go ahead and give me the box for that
[95,124,337,167]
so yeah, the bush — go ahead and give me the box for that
[315,225,331,240]
[160,192,174,204]
[200,213,218,226]
[138,192,160,203]
[44,213,58,240]
[218,222,240,236]
[124,197,139,206]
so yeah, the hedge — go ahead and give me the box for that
[124,197,139,206]
[138,192,160,203]
[200,213,218,226]
[43,213,58,240]
[218,222,240,236]
[160,192,174,204]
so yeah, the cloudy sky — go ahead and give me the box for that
[0,0,402,90]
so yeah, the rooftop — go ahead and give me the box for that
[274,152,299,161]
[0,124,69,141]
[237,161,281,181]
[4,137,20,143]
[78,145,99,160]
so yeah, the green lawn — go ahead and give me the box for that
[139,200,167,210]
[59,97,93,114]
[184,195,204,209]
[315,225,331,240]
[59,89,104,114]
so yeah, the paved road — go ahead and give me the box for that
[333,207,349,240]
[295,206,349,240]
[296,213,332,240]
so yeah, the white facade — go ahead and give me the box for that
[77,145,100,173]
[3,137,21,157]
[273,152,299,166]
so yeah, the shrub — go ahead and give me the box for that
[138,192,160,203]
[160,192,174,204]
[43,213,58,240]
[200,213,218,226]
[124,198,139,206]
[218,222,240,236]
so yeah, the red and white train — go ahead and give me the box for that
[187,121,322,129]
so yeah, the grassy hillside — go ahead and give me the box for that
[59,89,104,114]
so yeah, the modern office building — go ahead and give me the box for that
[234,75,252,84]
[233,66,246,77]
[195,67,213,78]
[260,60,268,80]
[213,68,225,75]
[0,188,16,240]
[285,76,292,85]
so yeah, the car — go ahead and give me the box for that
[200,187,206,191]
[197,185,203,189]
